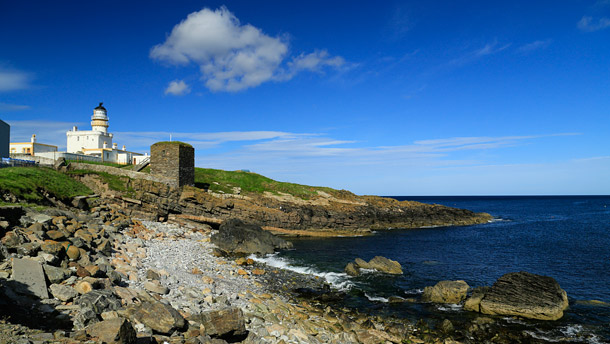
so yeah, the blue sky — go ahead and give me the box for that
[1,1,609,195]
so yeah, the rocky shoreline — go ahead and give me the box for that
[69,169,493,236]
[1,200,594,344]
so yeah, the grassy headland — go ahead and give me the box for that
[194,167,345,199]
[0,167,92,203]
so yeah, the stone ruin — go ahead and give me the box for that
[150,141,194,187]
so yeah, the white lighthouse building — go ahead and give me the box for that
[66,103,144,164]
[67,103,113,154]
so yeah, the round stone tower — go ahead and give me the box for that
[91,102,109,133]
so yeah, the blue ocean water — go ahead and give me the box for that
[256,196,610,342]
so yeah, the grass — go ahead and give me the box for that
[194,167,342,199]
[152,141,192,148]
[67,169,134,195]
[0,167,92,203]
[66,160,132,169]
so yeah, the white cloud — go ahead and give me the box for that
[0,102,30,111]
[0,69,33,92]
[578,16,610,32]
[517,39,552,53]
[164,79,191,96]
[151,7,345,92]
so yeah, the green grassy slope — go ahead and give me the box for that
[194,167,344,199]
[0,167,92,203]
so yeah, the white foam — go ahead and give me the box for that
[436,303,462,311]
[248,253,354,291]
[364,293,389,303]
[405,288,424,295]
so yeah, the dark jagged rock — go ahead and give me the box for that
[477,271,569,320]
[211,218,293,255]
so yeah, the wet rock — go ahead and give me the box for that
[422,280,470,304]
[127,301,185,335]
[478,271,569,320]
[464,286,490,312]
[211,218,292,255]
[86,317,136,344]
[344,262,359,277]
[348,256,403,275]
[11,258,49,299]
[193,307,247,340]
[49,284,79,302]
[366,256,403,274]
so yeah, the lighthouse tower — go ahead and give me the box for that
[91,102,109,133]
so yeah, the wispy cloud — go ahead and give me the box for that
[0,68,33,92]
[164,79,191,96]
[517,39,552,53]
[6,120,83,150]
[151,6,345,92]
[0,102,30,111]
[578,16,610,32]
[448,41,511,66]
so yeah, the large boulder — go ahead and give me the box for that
[193,307,247,340]
[422,280,470,304]
[211,218,292,255]
[477,271,569,321]
[86,317,136,344]
[126,301,185,334]
[366,256,403,274]
[346,256,403,276]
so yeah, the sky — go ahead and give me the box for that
[1,0,609,195]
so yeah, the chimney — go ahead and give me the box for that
[103,141,108,149]
[122,145,126,151]
[73,126,78,131]
[31,134,36,143]
[113,143,118,149]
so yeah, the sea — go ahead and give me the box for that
[251,196,610,343]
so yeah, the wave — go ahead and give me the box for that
[248,253,354,291]
[364,293,389,303]
[435,303,462,312]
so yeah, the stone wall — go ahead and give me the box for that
[70,162,177,187]
[150,142,194,187]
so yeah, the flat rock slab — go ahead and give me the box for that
[11,258,49,299]
[479,271,569,320]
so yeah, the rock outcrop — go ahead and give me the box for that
[469,271,569,320]
[211,218,293,255]
[68,170,493,235]
[345,256,403,276]
[422,280,470,304]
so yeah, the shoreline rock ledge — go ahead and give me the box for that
[345,256,403,276]
[466,271,569,321]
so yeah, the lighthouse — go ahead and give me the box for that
[91,102,109,133]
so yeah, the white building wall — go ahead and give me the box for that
[67,130,113,153]
[33,143,57,153]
